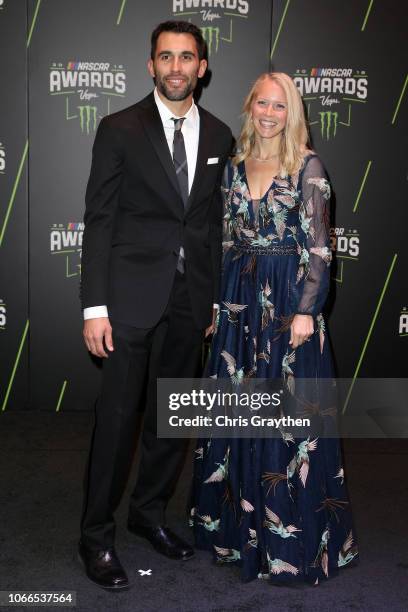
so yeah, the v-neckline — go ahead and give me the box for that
[241,160,280,202]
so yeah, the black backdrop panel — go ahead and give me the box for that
[28,0,272,410]
[0,1,406,409]
[271,0,408,377]
[0,0,28,411]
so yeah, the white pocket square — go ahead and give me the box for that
[207,157,219,165]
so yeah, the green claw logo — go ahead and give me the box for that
[319,111,338,140]
[78,105,98,134]
[201,27,220,55]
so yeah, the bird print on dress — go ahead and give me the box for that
[264,506,302,539]
[204,447,230,483]
[287,437,318,487]
[191,155,358,584]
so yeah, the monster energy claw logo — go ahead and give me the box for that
[319,111,338,140]
[172,2,251,55]
[79,106,97,134]
[49,60,126,135]
[201,27,220,55]
[294,67,368,141]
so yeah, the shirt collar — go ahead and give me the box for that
[153,87,198,128]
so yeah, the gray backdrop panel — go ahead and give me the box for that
[1,1,406,409]
[271,0,408,378]
[28,0,272,410]
[0,0,28,411]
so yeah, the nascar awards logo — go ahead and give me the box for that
[0,141,5,174]
[0,299,6,330]
[172,0,250,55]
[49,61,127,134]
[399,307,408,337]
[330,226,360,283]
[293,68,368,140]
[50,222,83,278]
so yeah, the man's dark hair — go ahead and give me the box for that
[150,20,207,61]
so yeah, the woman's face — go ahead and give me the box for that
[250,79,288,141]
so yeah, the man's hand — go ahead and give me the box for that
[205,307,219,338]
[289,314,314,349]
[83,317,114,358]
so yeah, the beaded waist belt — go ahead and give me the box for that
[232,244,298,256]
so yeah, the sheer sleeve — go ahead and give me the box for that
[221,159,235,256]
[296,155,332,317]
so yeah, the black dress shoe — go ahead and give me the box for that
[128,522,194,561]
[78,541,129,590]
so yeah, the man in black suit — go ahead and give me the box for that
[78,21,232,590]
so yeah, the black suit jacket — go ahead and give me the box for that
[81,92,233,329]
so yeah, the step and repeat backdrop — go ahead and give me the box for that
[0,0,406,411]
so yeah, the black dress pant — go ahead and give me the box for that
[80,271,204,550]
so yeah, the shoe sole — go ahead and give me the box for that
[128,528,195,561]
[77,552,130,590]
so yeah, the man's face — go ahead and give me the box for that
[148,32,207,102]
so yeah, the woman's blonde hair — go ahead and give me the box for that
[233,72,309,176]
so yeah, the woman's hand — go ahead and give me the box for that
[289,314,314,349]
[205,307,219,338]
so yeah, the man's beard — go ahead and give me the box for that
[156,74,197,101]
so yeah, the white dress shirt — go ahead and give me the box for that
[84,88,218,320]
[153,87,199,194]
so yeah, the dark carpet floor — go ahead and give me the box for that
[0,411,407,612]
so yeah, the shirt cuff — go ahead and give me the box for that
[213,303,219,309]
[83,305,109,320]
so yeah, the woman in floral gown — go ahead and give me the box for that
[190,73,358,585]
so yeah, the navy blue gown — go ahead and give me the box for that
[190,154,358,585]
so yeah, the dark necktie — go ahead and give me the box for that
[172,117,188,273]
[172,117,189,207]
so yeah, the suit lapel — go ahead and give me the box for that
[138,94,183,210]
[138,95,214,215]
[187,107,211,212]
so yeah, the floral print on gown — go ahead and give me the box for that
[190,154,358,584]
